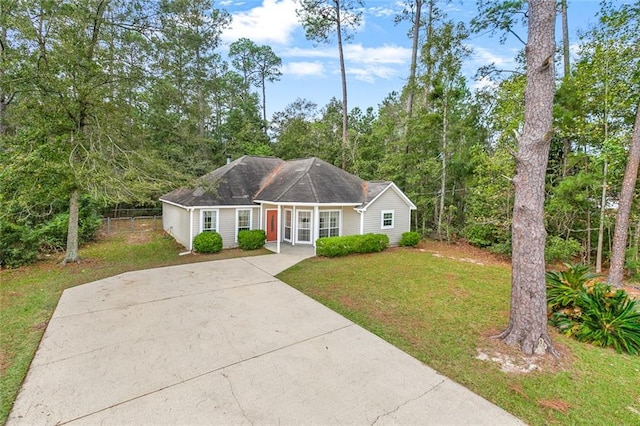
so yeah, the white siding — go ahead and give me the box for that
[192,206,260,248]
[162,203,190,249]
[362,187,412,245]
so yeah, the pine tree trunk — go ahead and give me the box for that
[63,189,81,264]
[336,3,349,170]
[498,0,557,356]
[608,104,640,287]
[596,160,608,273]
[405,0,422,122]
[437,98,448,240]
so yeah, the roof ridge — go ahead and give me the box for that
[271,158,314,202]
[254,161,285,198]
[306,158,320,202]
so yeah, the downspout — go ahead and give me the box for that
[359,208,364,235]
[189,208,194,251]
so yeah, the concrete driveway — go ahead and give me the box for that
[8,253,524,425]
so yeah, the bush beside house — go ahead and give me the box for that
[316,234,389,257]
[193,232,223,253]
[238,230,266,250]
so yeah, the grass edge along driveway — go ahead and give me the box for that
[0,232,269,425]
[277,245,640,426]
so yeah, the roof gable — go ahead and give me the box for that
[255,158,365,203]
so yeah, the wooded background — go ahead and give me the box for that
[1,0,638,276]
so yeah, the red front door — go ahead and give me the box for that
[266,210,278,242]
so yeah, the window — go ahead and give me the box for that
[381,210,394,229]
[297,210,312,243]
[319,211,340,238]
[284,209,292,241]
[237,209,252,237]
[202,210,218,232]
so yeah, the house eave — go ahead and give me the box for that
[359,182,417,212]
[253,200,361,207]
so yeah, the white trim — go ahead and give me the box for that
[313,205,319,246]
[160,199,257,210]
[276,206,281,254]
[254,200,360,207]
[235,208,253,242]
[359,210,364,235]
[200,209,219,233]
[283,209,293,242]
[160,198,190,210]
[356,183,417,212]
[295,209,313,244]
[318,209,341,238]
[189,208,194,251]
[381,210,395,229]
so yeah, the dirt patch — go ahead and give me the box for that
[476,329,573,374]
[417,240,510,267]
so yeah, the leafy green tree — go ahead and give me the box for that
[297,0,364,170]
[229,38,282,125]
[271,98,320,159]
[149,0,231,176]
[3,0,173,264]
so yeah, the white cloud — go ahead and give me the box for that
[222,0,299,45]
[349,65,398,83]
[281,44,410,66]
[470,45,517,68]
[283,61,325,78]
[343,44,410,64]
[367,6,396,18]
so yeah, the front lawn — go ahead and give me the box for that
[277,243,640,426]
[0,231,269,425]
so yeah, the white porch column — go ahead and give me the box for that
[313,205,319,247]
[189,208,194,251]
[276,204,281,254]
[292,205,296,246]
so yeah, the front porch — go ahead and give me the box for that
[265,242,316,257]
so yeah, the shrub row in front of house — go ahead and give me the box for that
[193,229,266,253]
[316,233,389,257]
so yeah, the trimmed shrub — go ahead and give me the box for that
[193,231,223,253]
[238,230,266,250]
[546,264,640,355]
[316,233,389,257]
[399,231,421,247]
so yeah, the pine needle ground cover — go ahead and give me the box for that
[277,243,640,425]
[0,232,268,425]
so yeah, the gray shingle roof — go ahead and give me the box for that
[160,156,392,207]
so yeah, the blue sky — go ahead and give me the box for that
[217,0,614,118]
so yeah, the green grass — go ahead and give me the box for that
[277,248,640,426]
[0,232,269,425]
[3,237,639,425]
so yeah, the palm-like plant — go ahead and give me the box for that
[546,264,640,355]
[546,263,599,311]
[576,283,640,355]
